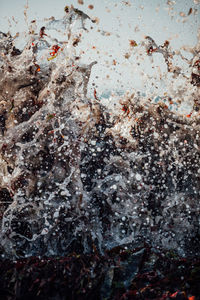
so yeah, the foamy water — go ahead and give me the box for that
[0,6,199,258]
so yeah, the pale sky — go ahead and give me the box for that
[0,0,199,95]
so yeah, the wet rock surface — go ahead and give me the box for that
[0,244,199,300]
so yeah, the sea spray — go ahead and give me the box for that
[0,9,200,259]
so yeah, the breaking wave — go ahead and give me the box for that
[0,7,200,259]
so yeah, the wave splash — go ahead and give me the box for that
[0,9,200,258]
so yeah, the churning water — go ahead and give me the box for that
[0,4,200,259]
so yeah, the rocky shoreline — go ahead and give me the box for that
[0,244,199,300]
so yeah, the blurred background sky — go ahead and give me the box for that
[0,0,199,95]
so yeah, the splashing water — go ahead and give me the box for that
[0,5,200,259]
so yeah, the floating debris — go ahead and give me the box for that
[124,52,131,59]
[129,39,137,47]
[188,7,193,15]
[88,4,94,10]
